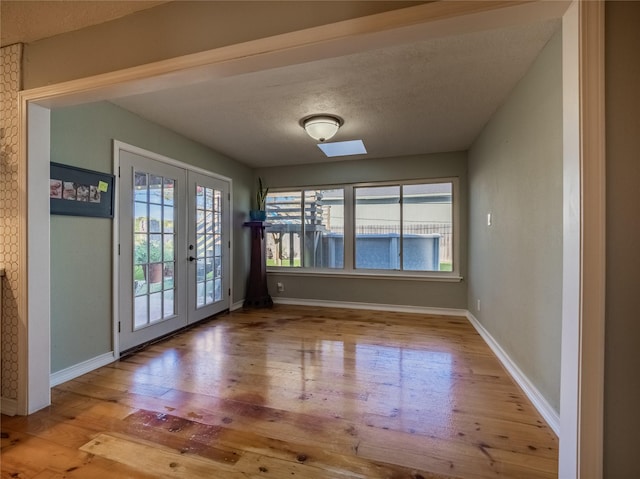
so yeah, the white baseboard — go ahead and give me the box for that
[1,396,18,416]
[272,296,468,317]
[230,300,244,311]
[50,352,116,387]
[466,312,560,436]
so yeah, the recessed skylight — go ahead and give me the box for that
[317,140,367,158]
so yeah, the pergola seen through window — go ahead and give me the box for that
[265,180,455,274]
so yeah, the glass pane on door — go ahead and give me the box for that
[195,185,223,308]
[133,170,176,329]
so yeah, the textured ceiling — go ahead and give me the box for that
[112,19,560,168]
[2,1,561,169]
[0,0,169,47]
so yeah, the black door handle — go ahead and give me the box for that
[189,256,196,262]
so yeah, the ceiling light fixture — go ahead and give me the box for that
[301,115,343,142]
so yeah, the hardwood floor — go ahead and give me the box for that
[1,305,558,478]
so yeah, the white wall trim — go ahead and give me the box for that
[1,397,18,416]
[268,270,463,283]
[273,297,468,318]
[50,352,116,387]
[113,140,232,183]
[230,300,245,312]
[559,2,606,477]
[576,0,606,474]
[466,312,560,436]
[112,141,121,359]
[25,103,52,414]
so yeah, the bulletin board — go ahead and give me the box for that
[50,162,115,218]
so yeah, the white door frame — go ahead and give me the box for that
[559,2,606,476]
[112,141,233,357]
[185,169,231,323]
[15,2,604,476]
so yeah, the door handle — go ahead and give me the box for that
[189,256,196,262]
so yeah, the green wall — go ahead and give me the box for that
[256,151,468,309]
[468,30,563,412]
[50,101,252,373]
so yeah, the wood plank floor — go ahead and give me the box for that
[1,305,558,478]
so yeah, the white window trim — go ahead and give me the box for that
[266,177,460,281]
[268,269,463,282]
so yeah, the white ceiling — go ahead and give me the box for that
[111,19,560,168]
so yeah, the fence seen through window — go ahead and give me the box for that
[265,181,453,273]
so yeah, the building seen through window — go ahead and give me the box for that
[265,181,453,273]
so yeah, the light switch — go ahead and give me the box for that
[487,213,492,226]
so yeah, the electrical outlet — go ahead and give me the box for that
[477,299,481,311]
[277,282,285,292]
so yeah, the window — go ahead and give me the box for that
[266,179,457,277]
[266,189,344,268]
[355,185,400,269]
[403,182,453,271]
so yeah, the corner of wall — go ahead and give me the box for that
[0,43,24,409]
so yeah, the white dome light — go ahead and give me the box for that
[302,115,342,142]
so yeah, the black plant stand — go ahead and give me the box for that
[243,221,273,308]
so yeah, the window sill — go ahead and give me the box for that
[267,268,463,283]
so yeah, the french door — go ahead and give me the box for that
[187,170,230,323]
[118,148,230,352]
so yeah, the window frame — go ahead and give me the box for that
[266,177,461,282]
[265,186,345,269]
